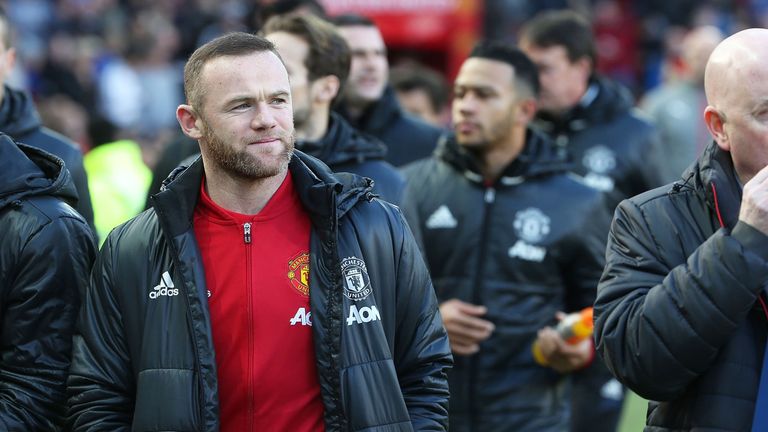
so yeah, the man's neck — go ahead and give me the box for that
[344,98,373,122]
[203,164,288,215]
[296,106,330,142]
[478,130,526,182]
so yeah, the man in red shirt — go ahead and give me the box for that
[68,32,452,432]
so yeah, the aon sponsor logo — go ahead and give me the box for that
[290,307,313,326]
[508,240,547,262]
[346,305,381,326]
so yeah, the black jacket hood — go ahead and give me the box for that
[0,85,42,137]
[436,128,572,183]
[535,75,635,136]
[0,133,78,210]
[296,112,387,166]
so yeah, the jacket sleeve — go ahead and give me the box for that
[0,214,95,431]
[67,234,134,431]
[594,199,768,401]
[391,208,452,431]
[562,197,611,312]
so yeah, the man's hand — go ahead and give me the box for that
[533,327,593,373]
[439,299,494,356]
[739,164,768,235]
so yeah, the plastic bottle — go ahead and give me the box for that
[532,307,594,366]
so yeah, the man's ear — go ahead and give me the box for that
[516,97,538,125]
[176,104,203,140]
[704,106,729,151]
[312,75,341,104]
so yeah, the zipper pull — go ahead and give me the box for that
[484,188,496,203]
[243,222,252,244]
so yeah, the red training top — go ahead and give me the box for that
[193,172,324,432]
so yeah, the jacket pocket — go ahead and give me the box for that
[132,368,199,431]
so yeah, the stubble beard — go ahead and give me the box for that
[202,124,295,180]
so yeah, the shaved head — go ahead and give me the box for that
[704,28,768,182]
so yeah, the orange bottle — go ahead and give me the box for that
[532,307,594,366]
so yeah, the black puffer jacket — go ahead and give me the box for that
[595,142,768,431]
[533,76,666,213]
[67,151,452,431]
[296,112,405,204]
[335,86,444,167]
[401,131,610,432]
[0,85,94,232]
[0,134,96,431]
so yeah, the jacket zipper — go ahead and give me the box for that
[243,222,254,430]
[469,186,496,430]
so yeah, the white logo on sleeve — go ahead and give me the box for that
[341,257,372,301]
[425,205,458,229]
[290,307,312,326]
[347,305,381,326]
[149,271,179,299]
[582,145,616,192]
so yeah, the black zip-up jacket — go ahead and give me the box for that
[533,76,666,214]
[335,86,444,167]
[0,134,96,431]
[595,142,768,431]
[67,151,452,431]
[296,112,405,204]
[0,85,94,233]
[401,131,610,432]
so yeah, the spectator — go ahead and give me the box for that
[263,14,405,204]
[519,9,666,431]
[332,14,445,166]
[0,133,96,430]
[595,28,768,431]
[390,62,450,127]
[0,6,94,233]
[521,9,666,215]
[67,32,451,431]
[640,25,724,182]
[401,41,609,432]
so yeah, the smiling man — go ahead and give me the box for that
[67,32,451,432]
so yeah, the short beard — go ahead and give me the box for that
[202,124,295,180]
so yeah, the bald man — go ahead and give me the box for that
[641,25,725,182]
[594,28,768,431]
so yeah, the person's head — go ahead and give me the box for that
[177,32,294,181]
[452,41,539,158]
[519,10,595,115]
[681,25,724,86]
[0,6,17,100]
[390,63,449,126]
[704,28,768,184]
[262,14,350,139]
[331,14,388,110]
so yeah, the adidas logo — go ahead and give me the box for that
[425,205,457,229]
[150,271,179,299]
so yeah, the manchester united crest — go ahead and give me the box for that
[341,256,372,301]
[287,252,310,296]
[513,208,551,244]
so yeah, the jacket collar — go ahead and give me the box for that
[335,85,402,134]
[150,150,373,238]
[296,112,387,166]
[683,141,742,229]
[436,128,571,186]
[533,75,634,136]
